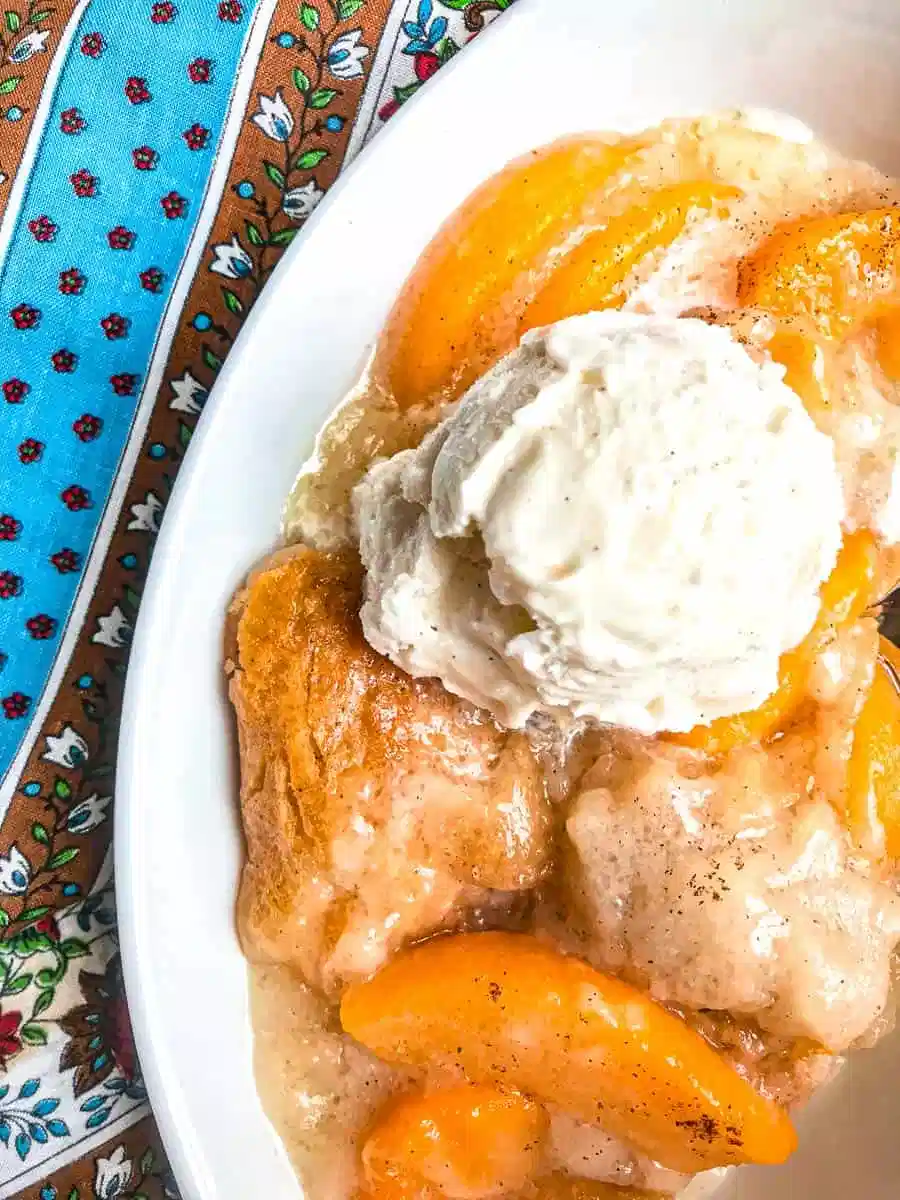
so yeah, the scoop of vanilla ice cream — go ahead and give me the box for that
[355,312,845,733]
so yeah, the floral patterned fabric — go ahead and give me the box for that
[0,1,514,1195]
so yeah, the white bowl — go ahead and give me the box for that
[116,2,900,1197]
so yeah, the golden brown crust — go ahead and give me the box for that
[228,545,553,993]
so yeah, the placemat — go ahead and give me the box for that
[0,1,514,1194]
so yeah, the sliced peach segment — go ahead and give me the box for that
[341,932,797,1174]
[520,182,740,333]
[373,136,644,408]
[766,322,831,421]
[737,208,900,338]
[874,307,900,379]
[361,1084,545,1199]
[846,636,900,859]
[672,530,878,755]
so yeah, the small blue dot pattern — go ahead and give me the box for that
[0,0,262,781]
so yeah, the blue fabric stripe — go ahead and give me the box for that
[0,0,261,777]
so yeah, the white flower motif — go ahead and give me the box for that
[209,234,253,280]
[0,172,6,188]
[42,724,89,769]
[67,792,111,835]
[251,89,293,141]
[327,29,369,80]
[8,29,50,63]
[94,1145,133,1199]
[0,845,31,896]
[283,181,324,223]
[92,605,132,649]
[128,491,163,534]
[169,369,208,415]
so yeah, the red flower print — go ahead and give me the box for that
[51,548,80,574]
[0,572,22,599]
[18,439,44,464]
[81,32,105,57]
[132,145,158,170]
[51,348,78,373]
[100,313,128,339]
[35,915,61,941]
[2,379,28,404]
[70,168,98,197]
[61,485,91,512]
[187,57,211,83]
[139,266,163,292]
[125,76,151,104]
[28,215,57,242]
[414,52,440,82]
[26,614,57,640]
[2,694,30,720]
[58,267,86,295]
[0,515,21,541]
[151,0,176,21]
[0,1010,22,1062]
[110,372,139,395]
[218,0,242,20]
[182,123,209,150]
[60,106,86,135]
[108,225,135,250]
[160,190,187,219]
[10,304,39,330]
[73,413,103,441]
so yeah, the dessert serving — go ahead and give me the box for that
[225,111,900,1199]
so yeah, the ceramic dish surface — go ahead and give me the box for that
[116,1,900,1197]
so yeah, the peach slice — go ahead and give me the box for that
[519,182,740,333]
[671,530,878,756]
[372,135,644,408]
[341,932,797,1175]
[874,307,900,379]
[360,1084,546,1199]
[737,208,900,338]
[846,636,900,859]
[765,321,831,421]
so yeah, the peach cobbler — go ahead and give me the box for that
[226,111,900,1199]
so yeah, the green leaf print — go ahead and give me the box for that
[245,220,264,247]
[292,66,310,93]
[0,76,22,95]
[47,846,78,869]
[300,2,319,30]
[17,905,50,925]
[222,287,243,315]
[295,147,328,169]
[61,937,89,960]
[269,228,297,246]
[3,973,32,995]
[32,987,54,1017]
[264,160,285,187]
[309,87,337,109]
[4,12,20,33]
